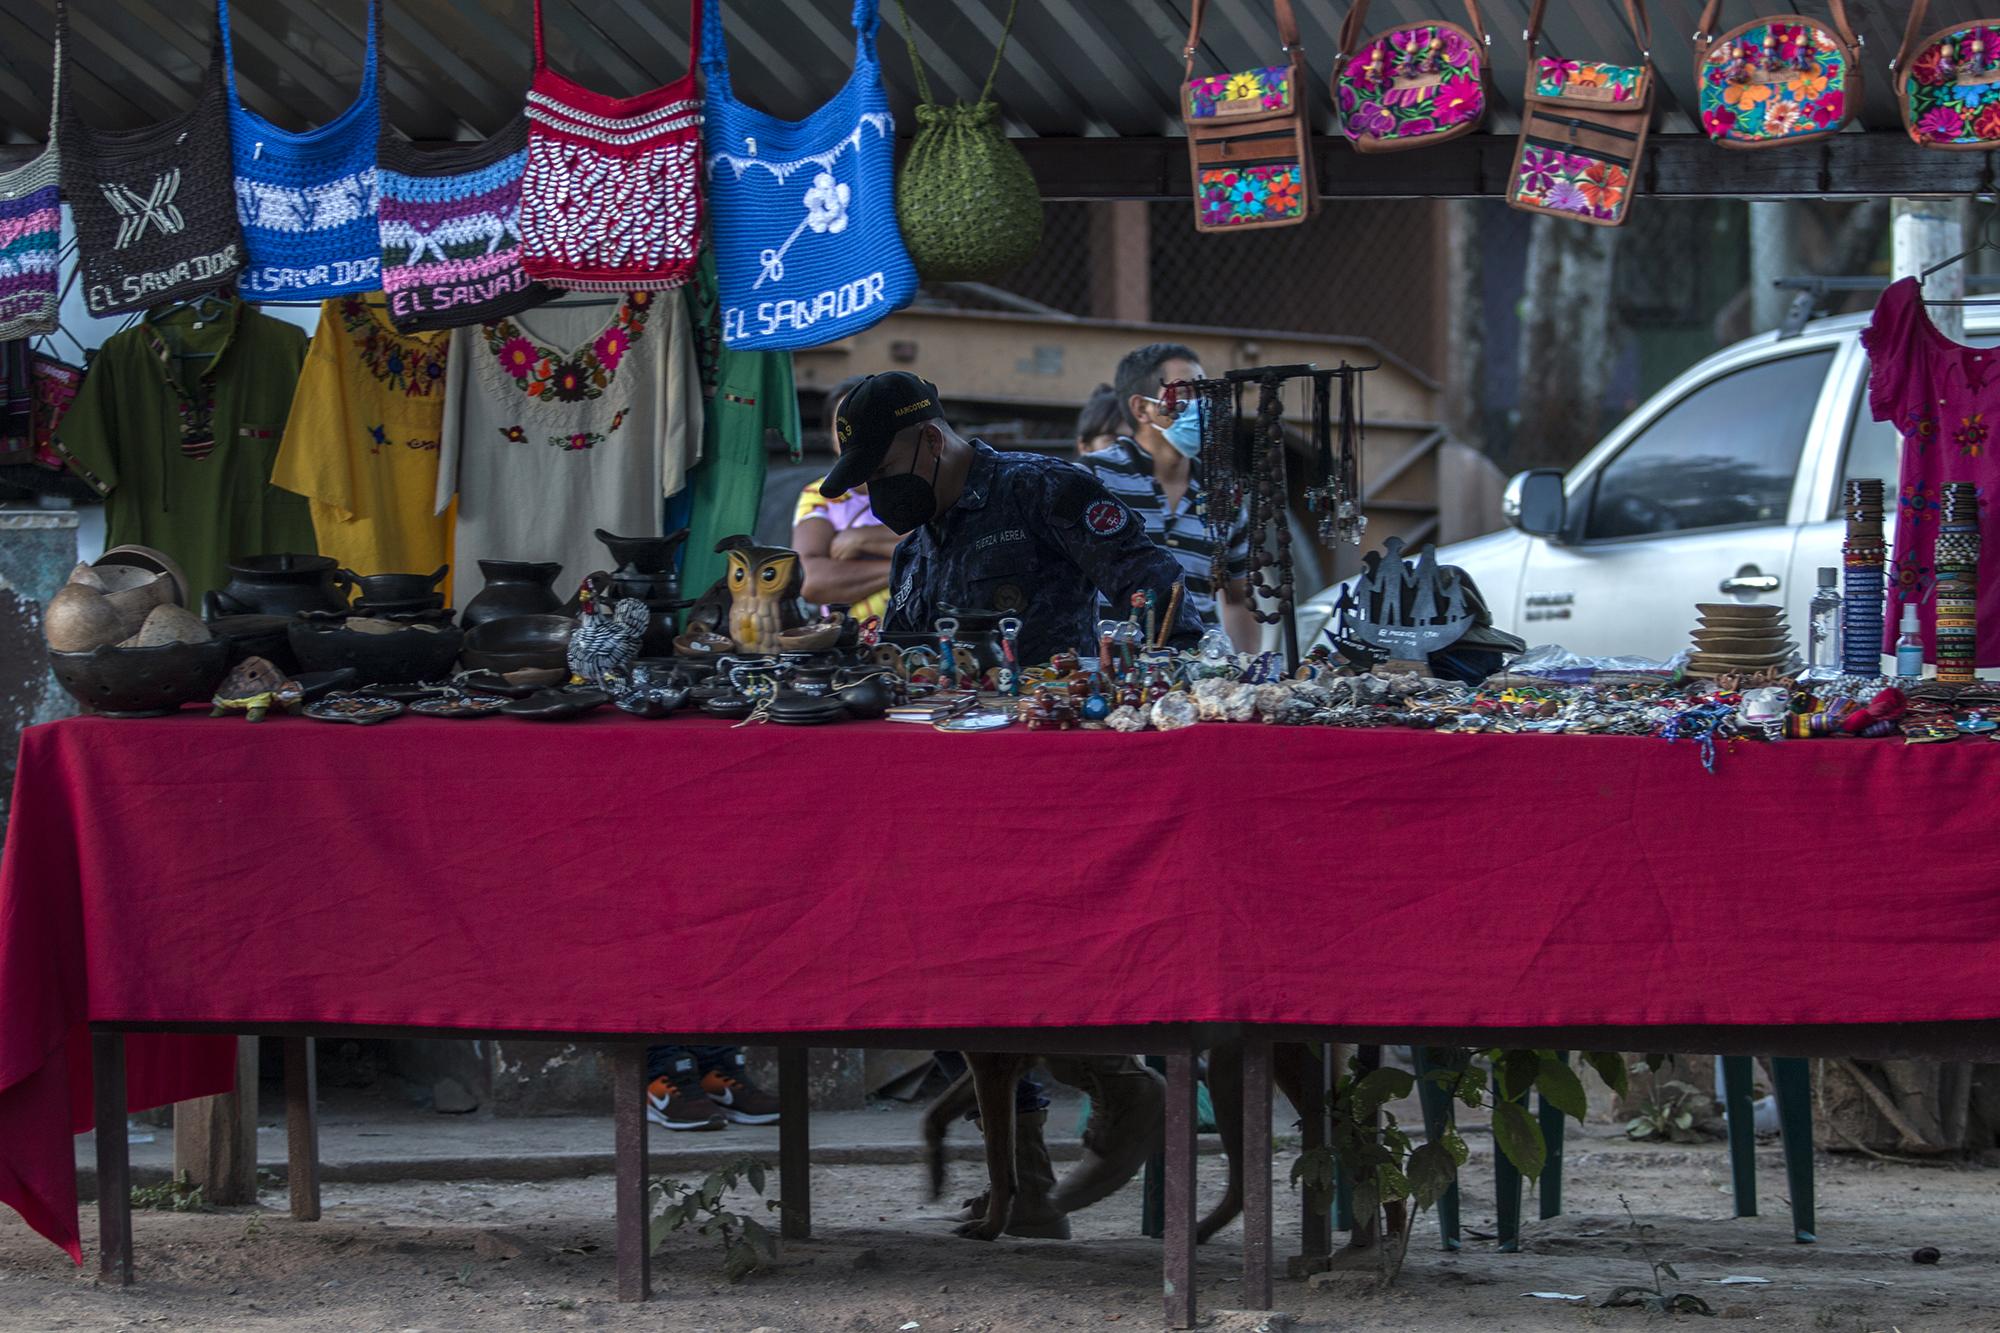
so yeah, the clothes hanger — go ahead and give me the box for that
[1919,192,2000,307]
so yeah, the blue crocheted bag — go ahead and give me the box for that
[222,0,382,299]
[701,0,917,350]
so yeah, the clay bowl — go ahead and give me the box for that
[93,545,190,607]
[288,618,466,685]
[461,614,576,675]
[48,639,230,718]
[208,614,299,673]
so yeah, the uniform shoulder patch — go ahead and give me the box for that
[1082,498,1129,537]
[1048,465,1109,525]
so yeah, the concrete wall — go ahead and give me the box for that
[0,509,78,834]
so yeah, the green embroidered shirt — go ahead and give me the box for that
[56,300,316,604]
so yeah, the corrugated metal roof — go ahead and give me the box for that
[0,1,1973,144]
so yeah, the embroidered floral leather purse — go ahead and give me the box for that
[1895,0,2000,149]
[1181,0,1315,233]
[1507,0,1653,228]
[1332,0,1490,152]
[1692,2,1859,147]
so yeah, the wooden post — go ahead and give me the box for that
[611,1044,651,1302]
[777,1046,811,1241]
[173,1037,258,1206]
[1241,1035,1273,1310]
[93,1032,132,1286]
[1089,200,1152,323]
[1162,1052,1198,1330]
[284,1037,320,1222]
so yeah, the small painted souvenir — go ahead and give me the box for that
[997,617,1022,696]
[410,693,509,719]
[692,535,810,651]
[210,656,303,722]
[936,617,960,690]
[675,627,734,657]
[935,708,1015,733]
[303,694,405,725]
[568,572,650,688]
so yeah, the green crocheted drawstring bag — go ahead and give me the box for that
[895,0,1043,282]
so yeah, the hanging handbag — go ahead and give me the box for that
[60,3,243,316]
[1181,0,1315,233]
[1693,2,1859,147]
[1332,0,1491,152]
[702,0,917,349]
[1507,0,1653,227]
[1895,2,2000,149]
[893,0,1043,282]
[0,2,61,342]
[221,0,382,299]
[521,0,704,290]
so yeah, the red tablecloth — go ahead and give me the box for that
[7,712,2000,1258]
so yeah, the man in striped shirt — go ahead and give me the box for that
[1075,342,1258,649]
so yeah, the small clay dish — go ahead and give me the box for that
[294,669,360,703]
[303,694,404,725]
[462,614,575,674]
[453,670,547,699]
[701,692,757,719]
[410,694,509,719]
[766,692,848,725]
[616,686,690,719]
[500,687,610,720]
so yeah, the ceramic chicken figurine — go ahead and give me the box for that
[568,573,650,688]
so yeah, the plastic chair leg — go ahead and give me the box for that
[1772,1058,1816,1243]
[1412,1048,1461,1251]
[1721,1055,1758,1217]
[1539,1052,1568,1221]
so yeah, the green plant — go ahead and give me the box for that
[647,1157,777,1283]
[1600,1194,1714,1316]
[130,1171,207,1212]
[1625,1057,1708,1143]
[1290,1048,1631,1265]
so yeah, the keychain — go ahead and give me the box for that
[997,617,1022,697]
[936,616,959,690]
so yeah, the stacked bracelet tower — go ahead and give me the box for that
[1842,478,1886,677]
[1934,481,1979,685]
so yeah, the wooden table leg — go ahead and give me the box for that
[92,1032,132,1286]
[777,1046,811,1241]
[1163,1051,1198,1330]
[1241,1035,1273,1311]
[284,1036,320,1222]
[611,1044,651,1302]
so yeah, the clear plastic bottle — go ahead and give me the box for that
[1807,566,1841,676]
[1896,604,1925,679]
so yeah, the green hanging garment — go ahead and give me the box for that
[678,246,800,604]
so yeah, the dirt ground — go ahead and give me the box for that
[2,1119,1996,1332]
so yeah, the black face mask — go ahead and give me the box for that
[868,447,943,535]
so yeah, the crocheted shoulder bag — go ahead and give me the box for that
[702,0,917,349]
[378,114,555,332]
[0,1,63,341]
[519,0,704,292]
[60,4,244,317]
[222,0,382,299]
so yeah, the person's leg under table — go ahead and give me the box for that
[92,1031,132,1286]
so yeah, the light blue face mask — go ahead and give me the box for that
[1160,400,1204,460]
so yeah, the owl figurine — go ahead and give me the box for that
[717,534,810,652]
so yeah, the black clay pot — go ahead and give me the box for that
[461,614,575,674]
[288,620,465,685]
[462,560,565,629]
[207,614,299,674]
[832,668,895,719]
[342,565,449,605]
[204,554,353,620]
[49,639,231,718]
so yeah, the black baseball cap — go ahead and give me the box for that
[819,372,945,498]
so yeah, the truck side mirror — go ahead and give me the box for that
[1503,469,1567,539]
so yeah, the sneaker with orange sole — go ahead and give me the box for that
[700,1055,780,1125]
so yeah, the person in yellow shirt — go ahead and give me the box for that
[792,376,897,623]
[272,296,455,600]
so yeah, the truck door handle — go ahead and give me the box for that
[1719,571,1780,594]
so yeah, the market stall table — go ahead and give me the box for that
[6,711,2000,1328]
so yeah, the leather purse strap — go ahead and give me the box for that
[1186,0,1300,80]
[1525,0,1651,65]
[1694,1,1857,54]
[1339,0,1487,60]
[1893,0,1930,77]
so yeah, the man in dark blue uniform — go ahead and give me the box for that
[818,370,1191,1234]
[819,371,1203,665]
